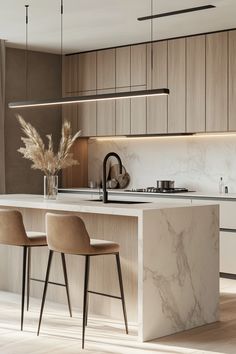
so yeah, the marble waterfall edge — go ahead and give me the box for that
[140,204,219,341]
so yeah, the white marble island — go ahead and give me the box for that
[0,194,219,342]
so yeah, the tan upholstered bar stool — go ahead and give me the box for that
[0,209,72,330]
[37,213,128,349]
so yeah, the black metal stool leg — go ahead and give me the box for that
[21,246,28,331]
[26,247,31,311]
[82,255,90,349]
[85,256,90,326]
[116,253,128,334]
[37,250,54,336]
[61,253,72,317]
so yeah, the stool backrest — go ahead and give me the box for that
[46,213,91,254]
[0,209,28,246]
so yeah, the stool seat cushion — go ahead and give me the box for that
[88,239,120,255]
[26,231,47,247]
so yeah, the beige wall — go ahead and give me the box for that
[5,48,62,194]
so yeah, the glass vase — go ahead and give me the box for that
[44,175,58,200]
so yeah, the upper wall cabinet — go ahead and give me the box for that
[115,46,131,135]
[63,55,79,94]
[97,49,115,90]
[229,30,236,131]
[77,91,96,137]
[131,44,147,86]
[186,35,206,133]
[97,88,116,136]
[116,46,131,88]
[147,41,168,134]
[168,38,186,133]
[206,32,228,132]
[78,52,96,91]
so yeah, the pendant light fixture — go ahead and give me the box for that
[9,0,169,109]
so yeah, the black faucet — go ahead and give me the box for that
[103,152,122,203]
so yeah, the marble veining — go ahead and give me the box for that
[88,136,236,193]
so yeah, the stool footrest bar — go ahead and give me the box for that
[88,290,122,300]
[30,278,66,287]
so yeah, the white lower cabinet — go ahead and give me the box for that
[220,231,236,274]
[192,198,236,274]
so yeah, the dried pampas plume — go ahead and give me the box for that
[17,115,81,176]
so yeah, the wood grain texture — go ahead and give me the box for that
[131,44,147,86]
[168,38,186,134]
[77,91,96,137]
[115,87,131,136]
[63,55,79,93]
[62,93,78,135]
[62,138,88,188]
[147,41,168,134]
[0,207,138,322]
[186,35,206,133]
[116,46,131,88]
[229,30,236,131]
[97,88,116,136]
[97,49,115,90]
[131,86,147,135]
[206,32,228,132]
[78,52,96,91]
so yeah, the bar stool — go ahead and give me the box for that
[37,213,128,349]
[0,209,72,330]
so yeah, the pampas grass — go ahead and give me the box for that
[17,115,81,176]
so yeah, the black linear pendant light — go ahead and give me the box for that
[9,0,169,109]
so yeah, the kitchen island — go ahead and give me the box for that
[0,194,219,342]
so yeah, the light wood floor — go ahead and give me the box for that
[0,278,235,354]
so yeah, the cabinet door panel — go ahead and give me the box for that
[186,35,206,133]
[220,232,236,274]
[229,30,236,131]
[206,32,228,132]
[62,93,78,134]
[97,89,115,136]
[131,44,147,86]
[63,55,79,93]
[168,38,186,133]
[116,87,131,136]
[97,49,115,90]
[116,46,131,88]
[78,52,96,91]
[77,91,96,137]
[147,41,168,134]
[131,86,146,135]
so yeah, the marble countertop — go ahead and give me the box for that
[0,194,198,217]
[59,188,236,200]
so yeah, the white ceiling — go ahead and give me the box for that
[0,0,235,54]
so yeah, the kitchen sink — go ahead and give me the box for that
[88,199,150,204]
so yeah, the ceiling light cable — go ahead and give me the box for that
[25,5,29,100]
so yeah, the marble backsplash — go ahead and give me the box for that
[88,135,236,193]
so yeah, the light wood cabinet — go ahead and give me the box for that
[206,32,228,132]
[115,46,131,135]
[186,35,206,133]
[116,88,131,135]
[77,91,96,137]
[168,38,186,133]
[97,89,116,136]
[78,52,96,91]
[63,55,79,93]
[147,41,168,134]
[97,49,115,90]
[116,46,131,88]
[131,44,147,86]
[131,86,147,135]
[229,30,236,131]
[62,94,78,134]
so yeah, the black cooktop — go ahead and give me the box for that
[125,187,190,194]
